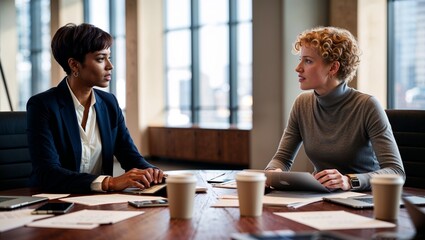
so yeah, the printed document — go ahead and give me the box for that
[27,209,144,230]
[60,194,166,206]
[0,209,52,232]
[211,191,366,208]
[274,210,395,230]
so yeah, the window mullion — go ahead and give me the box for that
[83,0,90,22]
[191,0,200,124]
[30,0,43,96]
[109,0,117,95]
[387,0,395,109]
[229,0,238,125]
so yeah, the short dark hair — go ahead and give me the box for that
[51,23,113,75]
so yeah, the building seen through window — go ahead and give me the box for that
[389,0,425,110]
[164,0,252,128]
[15,1,425,126]
[14,0,126,111]
[16,0,51,110]
[84,0,126,110]
[15,0,252,128]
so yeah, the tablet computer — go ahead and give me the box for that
[323,195,425,209]
[265,171,331,193]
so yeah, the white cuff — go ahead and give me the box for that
[91,175,109,192]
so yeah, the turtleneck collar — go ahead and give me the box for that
[315,82,352,108]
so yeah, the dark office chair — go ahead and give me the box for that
[385,109,425,189]
[0,111,32,190]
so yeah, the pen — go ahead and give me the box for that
[209,173,226,180]
[75,222,114,225]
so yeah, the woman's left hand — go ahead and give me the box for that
[314,169,351,191]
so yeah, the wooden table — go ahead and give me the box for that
[1,170,424,240]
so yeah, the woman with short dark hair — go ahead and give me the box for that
[27,23,164,193]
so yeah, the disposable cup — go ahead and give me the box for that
[370,174,404,221]
[236,171,266,217]
[166,173,197,219]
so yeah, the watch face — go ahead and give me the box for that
[351,179,360,188]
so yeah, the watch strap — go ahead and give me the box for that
[347,174,360,189]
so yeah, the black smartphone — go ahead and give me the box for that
[128,199,169,208]
[31,202,74,215]
[207,175,233,183]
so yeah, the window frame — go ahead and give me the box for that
[84,0,126,110]
[387,0,425,110]
[164,0,252,127]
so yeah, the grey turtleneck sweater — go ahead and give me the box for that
[266,82,405,190]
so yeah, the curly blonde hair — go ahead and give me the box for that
[293,26,361,82]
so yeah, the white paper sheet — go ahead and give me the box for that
[26,209,144,230]
[211,180,237,189]
[210,196,321,208]
[263,191,366,208]
[0,209,53,232]
[210,191,366,208]
[265,190,366,199]
[60,194,166,206]
[274,211,396,230]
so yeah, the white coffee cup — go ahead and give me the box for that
[236,171,266,217]
[166,173,197,219]
[370,174,404,221]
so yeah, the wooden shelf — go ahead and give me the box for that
[148,126,250,166]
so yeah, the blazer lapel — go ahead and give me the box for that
[57,79,82,171]
[94,91,113,175]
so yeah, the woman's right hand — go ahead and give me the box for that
[104,168,164,191]
[264,168,282,187]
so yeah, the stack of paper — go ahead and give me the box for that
[0,209,52,232]
[274,211,395,230]
[211,191,366,209]
[26,210,144,230]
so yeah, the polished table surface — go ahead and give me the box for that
[1,170,424,240]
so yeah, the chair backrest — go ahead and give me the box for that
[385,109,425,189]
[0,111,32,190]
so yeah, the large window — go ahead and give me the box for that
[84,0,126,110]
[164,0,252,128]
[388,0,425,109]
[13,0,126,111]
[16,0,51,110]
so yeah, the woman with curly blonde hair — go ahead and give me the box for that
[265,26,405,191]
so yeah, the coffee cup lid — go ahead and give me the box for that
[165,172,197,183]
[370,174,404,185]
[236,171,266,181]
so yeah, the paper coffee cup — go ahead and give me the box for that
[370,174,404,221]
[166,173,197,219]
[236,171,266,217]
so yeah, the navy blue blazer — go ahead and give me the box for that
[26,78,155,193]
